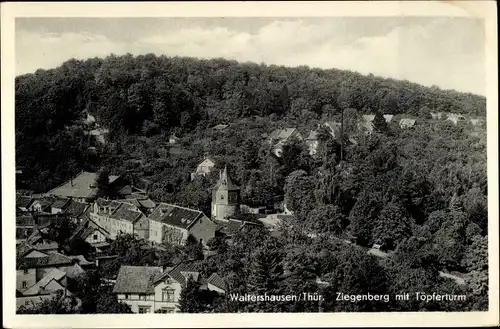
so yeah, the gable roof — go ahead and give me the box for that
[269,128,299,142]
[51,197,70,209]
[198,157,217,167]
[109,202,144,223]
[16,215,35,227]
[17,252,74,269]
[399,118,417,127]
[149,203,204,229]
[207,273,227,291]
[154,262,201,287]
[45,171,120,199]
[324,121,341,138]
[17,195,34,209]
[383,114,394,123]
[68,255,94,266]
[64,199,89,218]
[305,130,318,141]
[22,268,67,296]
[113,266,163,294]
[213,124,229,131]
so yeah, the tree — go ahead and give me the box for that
[372,198,413,250]
[372,110,388,134]
[95,167,110,198]
[17,290,81,314]
[177,276,204,313]
[184,234,204,261]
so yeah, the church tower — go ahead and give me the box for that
[211,166,240,221]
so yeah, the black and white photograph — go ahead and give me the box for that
[2,1,498,327]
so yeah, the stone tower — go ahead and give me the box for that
[211,166,240,221]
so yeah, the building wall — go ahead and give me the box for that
[149,220,163,244]
[188,216,216,245]
[134,215,149,240]
[306,140,318,155]
[162,224,188,246]
[16,294,53,311]
[154,278,182,312]
[85,229,107,244]
[207,283,226,295]
[16,268,37,291]
[117,293,154,313]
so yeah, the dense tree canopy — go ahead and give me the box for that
[15,54,487,313]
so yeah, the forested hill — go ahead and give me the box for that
[15,53,485,193]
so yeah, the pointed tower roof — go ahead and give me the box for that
[214,166,239,191]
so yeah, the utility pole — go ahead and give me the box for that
[340,107,344,162]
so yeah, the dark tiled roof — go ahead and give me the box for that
[16,215,35,226]
[51,197,70,209]
[17,195,34,208]
[269,128,298,141]
[207,273,227,291]
[149,203,203,229]
[155,262,201,287]
[113,266,163,294]
[64,199,89,218]
[17,252,74,269]
[109,203,143,223]
[16,243,37,260]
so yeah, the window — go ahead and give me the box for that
[22,281,27,289]
[93,234,98,241]
[162,289,175,302]
[124,294,129,299]
[139,294,148,301]
[220,195,224,200]
[138,306,151,314]
[23,269,29,274]
[159,307,175,314]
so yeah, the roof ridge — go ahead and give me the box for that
[156,202,203,215]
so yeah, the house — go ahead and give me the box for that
[470,118,480,126]
[191,157,217,181]
[358,115,375,134]
[29,198,53,213]
[44,171,126,203]
[63,199,90,224]
[214,218,262,238]
[149,203,216,246]
[114,262,210,313]
[86,127,109,145]
[305,130,320,156]
[50,197,70,214]
[383,114,394,123]
[446,113,466,125]
[17,195,34,212]
[89,199,149,240]
[119,194,156,215]
[430,112,445,120]
[206,273,227,295]
[16,215,35,244]
[306,121,345,156]
[268,128,303,157]
[69,218,110,245]
[168,134,180,144]
[212,124,229,131]
[16,246,83,293]
[399,118,417,129]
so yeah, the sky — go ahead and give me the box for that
[15,17,486,95]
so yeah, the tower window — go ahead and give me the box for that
[220,195,224,200]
